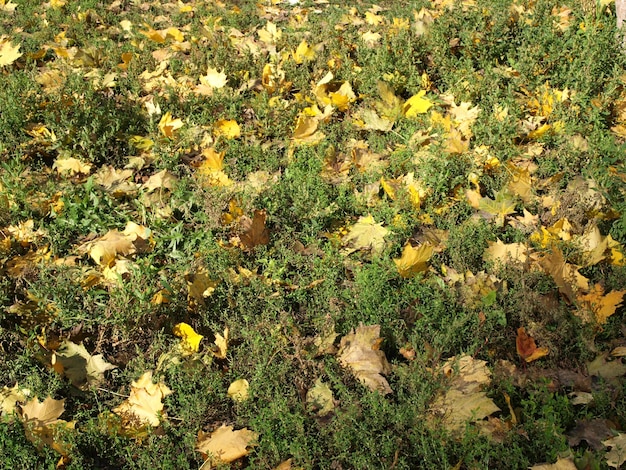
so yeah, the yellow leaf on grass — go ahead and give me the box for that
[394,243,433,277]
[604,433,626,468]
[538,247,589,303]
[20,396,75,455]
[338,324,392,394]
[293,40,316,64]
[0,39,22,67]
[214,119,240,139]
[430,355,500,434]
[53,157,92,176]
[483,239,529,265]
[1,384,30,419]
[530,458,577,470]
[196,147,232,186]
[186,268,219,306]
[158,111,183,138]
[55,341,116,389]
[342,214,389,255]
[173,323,204,354]
[292,115,325,145]
[212,328,228,359]
[196,424,258,467]
[478,190,517,227]
[112,371,172,429]
[577,284,626,324]
[227,379,249,402]
[403,90,433,117]
[306,378,335,416]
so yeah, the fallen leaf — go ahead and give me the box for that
[393,243,433,277]
[430,355,501,433]
[214,119,241,139]
[577,284,625,324]
[112,371,172,429]
[567,419,614,451]
[306,378,335,416]
[604,433,626,468]
[529,458,577,470]
[342,214,389,256]
[55,341,116,389]
[173,323,204,355]
[0,39,22,67]
[227,379,249,402]
[403,90,433,117]
[516,327,549,363]
[196,424,258,467]
[587,354,626,381]
[211,328,229,359]
[478,190,517,227]
[239,210,270,250]
[0,384,30,419]
[337,324,392,394]
[537,247,589,303]
[186,268,219,306]
[53,157,92,176]
[20,396,75,455]
[483,239,528,265]
[158,111,183,138]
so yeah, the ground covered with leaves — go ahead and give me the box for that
[1,0,626,468]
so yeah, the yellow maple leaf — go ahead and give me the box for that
[292,114,325,145]
[158,111,183,138]
[293,40,316,64]
[0,39,22,67]
[196,424,258,467]
[403,90,433,117]
[342,214,389,255]
[227,379,249,402]
[577,284,626,324]
[173,323,204,355]
[478,190,517,227]
[112,371,172,429]
[20,396,75,455]
[214,119,241,139]
[52,157,92,176]
[394,243,433,278]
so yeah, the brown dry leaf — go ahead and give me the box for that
[55,341,116,389]
[20,396,75,455]
[567,418,614,451]
[430,355,500,433]
[393,243,433,278]
[112,371,172,429]
[239,210,270,250]
[604,433,626,468]
[337,324,392,394]
[577,284,625,324]
[341,214,389,256]
[196,424,258,467]
[516,327,549,363]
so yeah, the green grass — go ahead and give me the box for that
[1,0,626,468]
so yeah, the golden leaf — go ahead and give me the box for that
[0,39,22,67]
[112,371,172,429]
[55,341,116,389]
[20,396,75,455]
[227,379,249,402]
[196,425,258,467]
[394,243,433,278]
[173,323,204,355]
[403,90,433,117]
[341,214,389,255]
[53,157,92,176]
[214,119,241,139]
[577,284,625,324]
[158,111,183,138]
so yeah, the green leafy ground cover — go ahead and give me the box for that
[1,0,626,468]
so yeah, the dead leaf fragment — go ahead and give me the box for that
[196,424,258,467]
[529,458,577,470]
[567,419,614,451]
[306,378,335,416]
[516,327,549,363]
[337,324,392,394]
[239,210,270,250]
